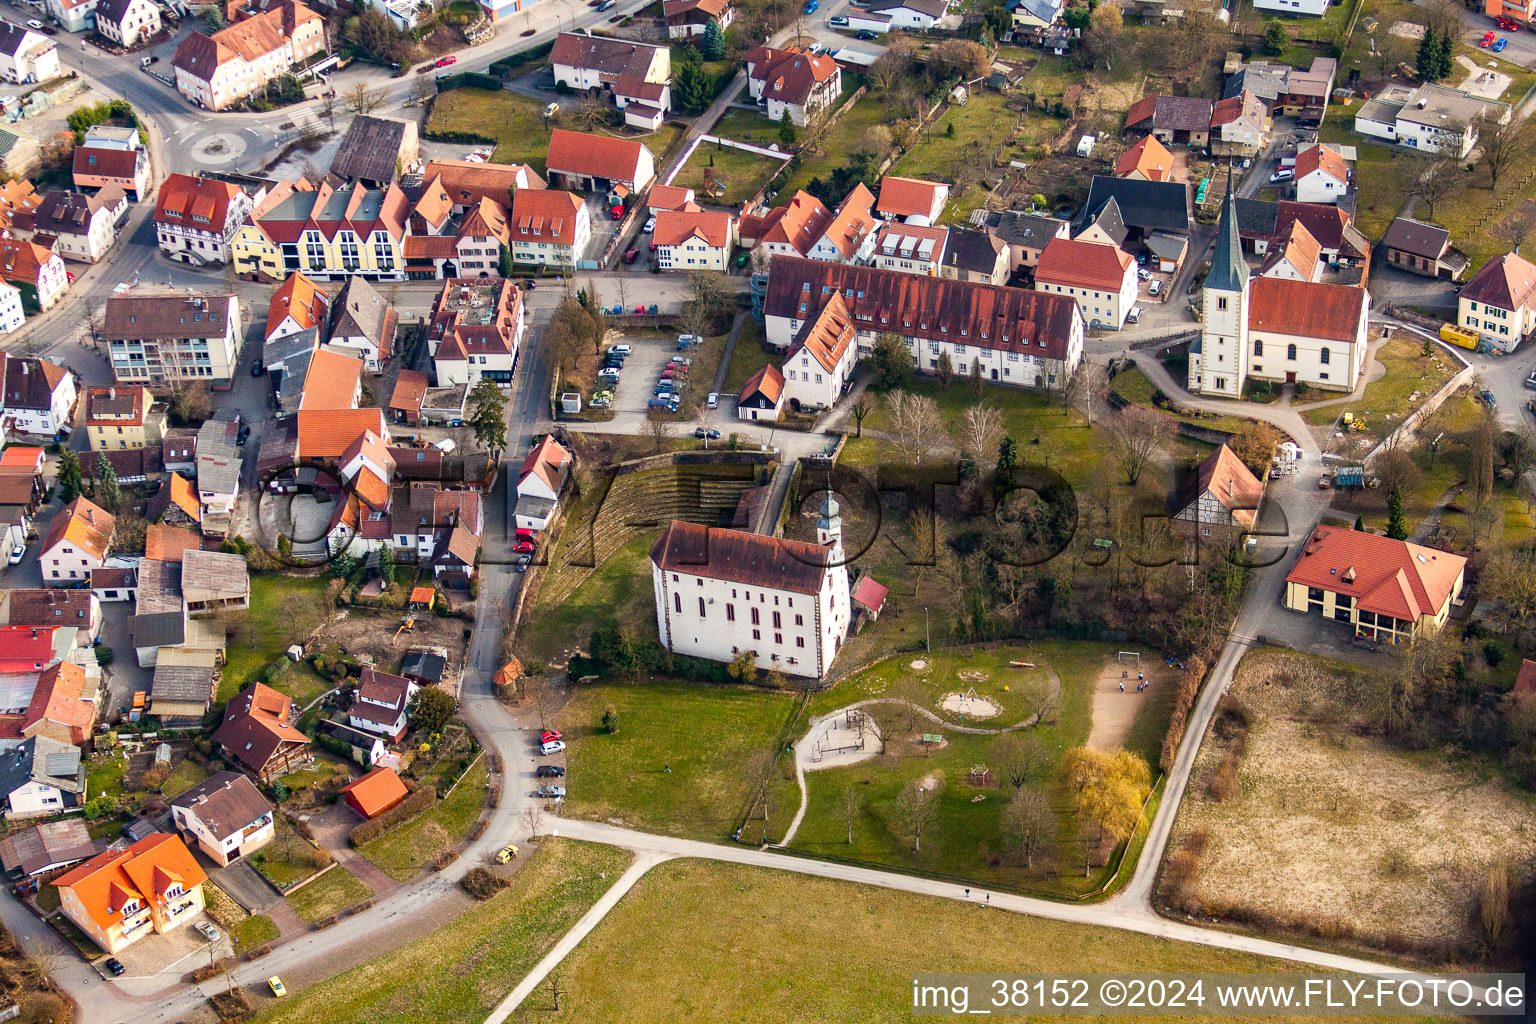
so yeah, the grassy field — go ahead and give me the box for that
[358,758,488,882]
[674,140,785,208]
[559,681,801,841]
[722,317,772,395]
[231,914,280,949]
[260,840,631,1024]
[219,574,332,703]
[1164,648,1536,962]
[1299,334,1457,430]
[250,817,326,890]
[285,865,374,924]
[889,94,1052,225]
[790,642,1171,894]
[506,858,1440,1024]
[160,758,208,799]
[780,82,885,197]
[520,534,657,665]
[1110,366,1260,438]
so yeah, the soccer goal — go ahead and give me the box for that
[1116,651,1141,665]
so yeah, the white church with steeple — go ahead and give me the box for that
[649,503,851,680]
[1188,189,1372,398]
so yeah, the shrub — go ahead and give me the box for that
[94,645,114,667]
[459,866,508,900]
[1483,640,1506,667]
[432,849,459,870]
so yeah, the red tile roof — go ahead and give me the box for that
[1035,237,1134,292]
[389,370,429,413]
[41,498,115,563]
[546,129,652,186]
[851,575,888,612]
[1295,143,1347,184]
[757,50,838,106]
[1170,444,1264,528]
[509,189,585,246]
[518,435,570,494]
[1114,134,1173,181]
[789,290,855,373]
[653,209,732,249]
[155,174,244,233]
[266,272,329,338]
[0,239,57,287]
[650,519,831,594]
[818,183,879,260]
[648,184,695,211]
[22,662,93,745]
[298,349,363,411]
[339,766,409,818]
[739,363,784,405]
[1460,251,1536,312]
[877,175,947,220]
[1247,276,1366,342]
[1285,525,1465,622]
[54,834,208,935]
[213,682,309,775]
[421,159,545,208]
[296,408,385,460]
[753,190,831,256]
[73,145,140,182]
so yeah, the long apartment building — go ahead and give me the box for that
[171,0,325,111]
[102,293,243,388]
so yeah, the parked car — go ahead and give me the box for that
[1137,268,1152,281]
[1149,280,1162,296]
[436,55,457,67]
[672,356,693,365]
[648,398,676,410]
[597,0,615,8]
[1496,15,1518,30]
[803,0,818,11]
[25,19,42,29]
[251,360,265,376]
[1481,30,1497,46]
[1524,372,1536,390]
[830,14,849,24]
[540,729,562,743]
[268,977,287,997]
[1127,305,1142,324]
[610,344,632,355]
[497,844,519,863]
[536,764,566,778]
[516,528,538,542]
[1269,168,1294,183]
[539,739,566,755]
[807,41,824,55]
[514,540,535,554]
[195,921,221,942]
[610,205,625,220]
[707,392,719,409]
[1480,388,1497,407]
[694,427,721,440]
[644,216,657,233]
[1494,36,1510,51]
[857,28,878,39]
[8,544,25,566]
[536,785,567,799]
[105,959,125,977]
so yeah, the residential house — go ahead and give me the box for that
[95,0,162,48]
[1033,237,1137,330]
[0,736,83,818]
[146,472,201,528]
[1284,525,1466,643]
[1233,198,1372,277]
[298,348,362,412]
[377,483,481,561]
[1381,216,1468,281]
[91,566,137,604]
[1354,82,1509,158]
[507,188,590,270]
[1007,0,1064,28]
[53,834,207,954]
[664,0,733,37]
[1458,251,1536,350]
[169,772,273,867]
[171,0,326,111]
[316,719,388,766]
[843,8,894,31]
[421,159,544,214]
[1209,90,1267,157]
[551,32,670,95]
[194,419,242,534]
[0,239,67,312]
[2,590,100,643]
[213,682,311,782]
[46,0,98,34]
[650,516,850,680]
[329,115,419,188]
[764,256,1085,391]
[517,435,571,504]
[427,278,525,387]
[876,175,949,226]
[326,276,396,371]
[72,126,150,201]
[231,179,411,282]
[939,227,1008,285]
[1258,219,1323,282]
[1275,56,1336,124]
[978,209,1069,273]
[739,190,831,259]
[0,22,59,85]
[1080,176,1192,248]
[21,662,94,746]
[40,498,113,585]
[1114,135,1174,182]
[154,173,255,266]
[1254,0,1328,16]
[545,129,657,194]
[652,209,735,271]
[737,364,785,421]
[1169,443,1265,541]
[162,431,197,475]
[0,281,22,334]
[0,819,95,881]
[346,666,416,742]
[864,0,945,27]
[103,292,242,387]
[748,47,840,125]
[806,183,881,265]
[389,370,429,425]
[1123,95,1213,149]
[181,549,249,616]
[873,223,947,277]
[339,765,408,819]
[779,291,857,411]
[264,271,329,344]
[1,354,75,437]
[1293,143,1348,205]
[85,386,165,451]
[23,188,120,264]
[648,184,696,214]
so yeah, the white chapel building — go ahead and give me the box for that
[649,495,851,680]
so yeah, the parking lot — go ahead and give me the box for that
[604,336,680,416]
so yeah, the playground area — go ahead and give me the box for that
[1087,651,1178,753]
[672,139,789,208]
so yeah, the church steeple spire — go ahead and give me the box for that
[1205,173,1248,295]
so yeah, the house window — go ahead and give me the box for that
[795,614,803,626]
[1253,339,1262,356]
[751,607,760,625]
[673,593,681,614]
[774,632,783,645]
[772,611,781,628]
[796,636,805,648]
[752,629,761,640]
[726,604,735,621]
[1319,347,1330,364]
[698,596,706,616]
[1287,343,1297,360]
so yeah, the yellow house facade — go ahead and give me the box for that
[232,180,411,282]
[54,834,209,955]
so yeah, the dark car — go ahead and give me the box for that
[623,247,640,264]
[251,360,264,376]
[857,28,878,39]
[524,278,537,290]
[694,427,721,440]
[536,765,566,778]
[105,958,126,976]
[236,425,251,446]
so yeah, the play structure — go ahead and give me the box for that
[809,708,871,763]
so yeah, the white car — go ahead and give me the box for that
[1269,168,1294,183]
[540,739,566,755]
[707,392,719,409]
[644,216,656,233]
[1149,280,1163,296]
[195,921,221,942]
[7,544,23,566]
[610,344,632,355]
[1137,269,1152,281]
[25,19,42,29]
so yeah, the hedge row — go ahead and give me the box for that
[244,944,273,962]
[434,71,504,93]
[466,819,488,842]
[487,39,553,77]
[192,958,236,982]
[347,783,437,847]
[432,849,459,871]
[312,914,340,931]
[486,785,501,808]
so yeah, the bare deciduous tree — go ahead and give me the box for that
[890,775,942,852]
[743,748,776,822]
[1000,788,1053,867]
[992,732,1050,791]
[1108,406,1172,485]
[1369,434,1422,499]
[1412,159,1459,220]
[348,82,382,114]
[522,802,545,838]
[962,404,1003,475]
[849,397,872,438]
[885,390,949,466]
[842,784,859,844]
[1067,361,1109,427]
[1016,675,1058,727]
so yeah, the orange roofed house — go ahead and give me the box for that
[778,290,857,411]
[1033,236,1138,330]
[1283,526,1467,644]
[739,190,831,260]
[1114,134,1174,182]
[339,765,409,819]
[154,172,256,266]
[653,209,736,271]
[545,129,656,194]
[427,278,525,387]
[40,497,114,586]
[54,834,208,954]
[171,0,326,112]
[213,682,311,782]
[508,189,592,270]
[745,46,840,126]
[1169,443,1265,541]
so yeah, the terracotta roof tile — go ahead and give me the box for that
[296,408,385,460]
[1285,525,1465,622]
[390,370,429,413]
[739,363,784,405]
[877,175,948,220]
[510,189,584,246]
[1114,134,1173,181]
[1460,251,1536,312]
[41,497,114,562]
[422,159,545,208]
[339,766,409,818]
[53,834,207,935]
[546,129,652,185]
[1035,237,1133,292]
[155,174,244,232]
[651,519,830,594]
[1247,276,1366,341]
[298,349,363,411]
[1295,143,1346,184]
[22,662,93,744]
[1170,444,1264,528]
[653,209,732,248]
[266,272,329,338]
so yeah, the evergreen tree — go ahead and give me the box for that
[701,19,725,60]
[93,453,120,513]
[778,115,797,147]
[675,48,711,112]
[995,434,1018,497]
[55,449,81,503]
[1385,487,1408,541]
[1440,28,1456,80]
[377,544,396,586]
[469,376,507,452]
[1262,19,1288,57]
[329,552,356,578]
[498,243,514,278]
[1416,29,1438,80]
[869,332,909,389]
[935,351,954,389]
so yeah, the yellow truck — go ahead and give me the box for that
[1440,323,1478,350]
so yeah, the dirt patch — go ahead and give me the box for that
[940,692,999,718]
[1087,657,1170,752]
[1163,650,1536,960]
[909,659,928,671]
[309,607,468,695]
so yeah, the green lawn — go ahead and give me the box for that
[1109,366,1257,437]
[86,753,132,802]
[1299,335,1457,429]
[559,681,801,841]
[791,642,1167,895]
[358,758,488,882]
[231,914,280,949]
[257,840,631,1024]
[779,81,882,197]
[219,574,332,704]
[890,94,1053,225]
[673,140,786,208]
[520,534,658,665]
[426,88,557,170]
[285,865,374,924]
[723,318,772,394]
[161,758,208,799]
[250,817,326,890]
[709,106,784,148]
[506,858,1434,1024]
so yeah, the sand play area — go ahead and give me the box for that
[940,691,999,718]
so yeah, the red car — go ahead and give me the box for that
[610,205,624,220]
[516,528,538,543]
[634,304,647,314]
[1481,30,1496,46]
[1496,16,1518,30]
[540,730,562,743]
[435,55,457,67]
[514,541,535,554]
[623,248,639,264]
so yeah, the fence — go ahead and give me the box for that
[1358,318,1474,465]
